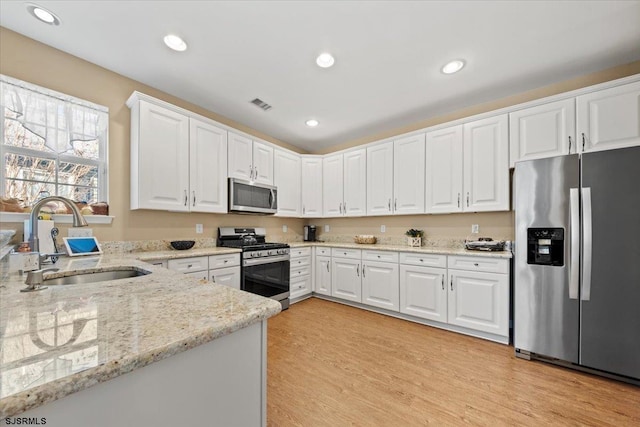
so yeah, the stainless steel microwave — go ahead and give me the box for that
[228,178,278,214]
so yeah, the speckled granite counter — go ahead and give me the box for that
[134,246,241,262]
[288,242,512,259]
[0,254,280,419]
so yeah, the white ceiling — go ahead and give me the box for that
[1,1,639,153]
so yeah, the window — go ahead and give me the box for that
[1,74,108,206]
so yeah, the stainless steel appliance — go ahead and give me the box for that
[514,146,640,383]
[228,178,277,214]
[303,225,316,242]
[218,227,290,309]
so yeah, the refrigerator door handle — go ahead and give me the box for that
[569,188,580,299]
[582,187,593,301]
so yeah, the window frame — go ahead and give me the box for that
[0,74,109,206]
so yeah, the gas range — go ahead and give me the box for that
[218,227,290,309]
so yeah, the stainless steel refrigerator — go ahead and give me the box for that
[514,146,640,382]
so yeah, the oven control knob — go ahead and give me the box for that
[256,251,262,257]
[268,250,274,256]
[278,249,286,255]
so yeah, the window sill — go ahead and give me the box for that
[0,212,114,224]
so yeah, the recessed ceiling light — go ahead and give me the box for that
[316,53,335,68]
[26,3,61,25]
[306,119,319,127]
[442,60,465,74]
[163,34,188,52]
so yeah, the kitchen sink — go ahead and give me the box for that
[43,268,150,285]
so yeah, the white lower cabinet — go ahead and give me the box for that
[167,253,241,289]
[314,255,332,296]
[210,266,240,289]
[331,256,362,303]
[447,269,509,336]
[399,264,447,322]
[362,260,399,311]
[290,247,312,301]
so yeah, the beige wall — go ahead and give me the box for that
[1,27,638,244]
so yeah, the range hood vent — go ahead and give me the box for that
[250,98,273,111]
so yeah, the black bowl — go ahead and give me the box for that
[170,240,195,250]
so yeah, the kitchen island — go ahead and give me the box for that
[0,254,281,426]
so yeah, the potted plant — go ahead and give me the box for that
[405,229,424,247]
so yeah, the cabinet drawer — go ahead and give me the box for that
[290,266,311,278]
[315,247,331,256]
[447,255,509,274]
[399,253,447,268]
[184,270,209,280]
[331,248,362,259]
[209,253,240,269]
[290,256,310,268]
[362,250,398,263]
[167,256,208,273]
[290,247,311,258]
[290,276,312,299]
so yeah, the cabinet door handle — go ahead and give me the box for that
[211,275,215,282]
[568,136,572,153]
[255,167,258,179]
[362,264,366,278]
[450,276,454,291]
[344,201,347,214]
[326,262,329,272]
[394,198,397,211]
[582,133,586,151]
[303,205,306,215]
[466,192,470,207]
[356,264,360,277]
[441,275,444,290]
[187,264,193,268]
[184,190,188,206]
[457,193,460,208]
[388,199,391,211]
[249,165,253,180]
[339,202,343,214]
[192,191,196,207]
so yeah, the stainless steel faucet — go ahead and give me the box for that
[28,196,89,254]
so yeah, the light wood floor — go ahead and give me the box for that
[267,298,640,426]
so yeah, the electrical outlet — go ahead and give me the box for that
[68,228,93,237]
[380,225,386,233]
[195,224,203,234]
[471,224,479,234]
[282,225,288,233]
[324,225,330,233]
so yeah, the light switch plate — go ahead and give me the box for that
[380,225,386,233]
[324,225,330,233]
[195,224,203,234]
[282,225,288,233]
[471,224,479,233]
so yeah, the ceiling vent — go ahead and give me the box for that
[250,98,273,111]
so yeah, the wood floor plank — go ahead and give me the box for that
[267,298,640,426]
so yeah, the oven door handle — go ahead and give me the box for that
[243,254,290,267]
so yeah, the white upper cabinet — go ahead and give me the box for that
[133,100,190,211]
[463,114,510,212]
[425,126,463,213]
[367,142,394,216]
[577,80,640,153]
[323,149,366,217]
[509,98,576,167]
[129,96,227,213]
[273,149,301,217]
[322,154,344,217]
[189,119,228,213]
[253,141,274,184]
[394,134,426,215]
[228,132,274,184]
[343,148,367,216]
[301,156,323,217]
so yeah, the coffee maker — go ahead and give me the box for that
[303,225,316,242]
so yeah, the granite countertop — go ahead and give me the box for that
[133,246,241,262]
[0,254,280,419]
[288,242,513,259]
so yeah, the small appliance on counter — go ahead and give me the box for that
[303,225,316,242]
[464,237,506,252]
